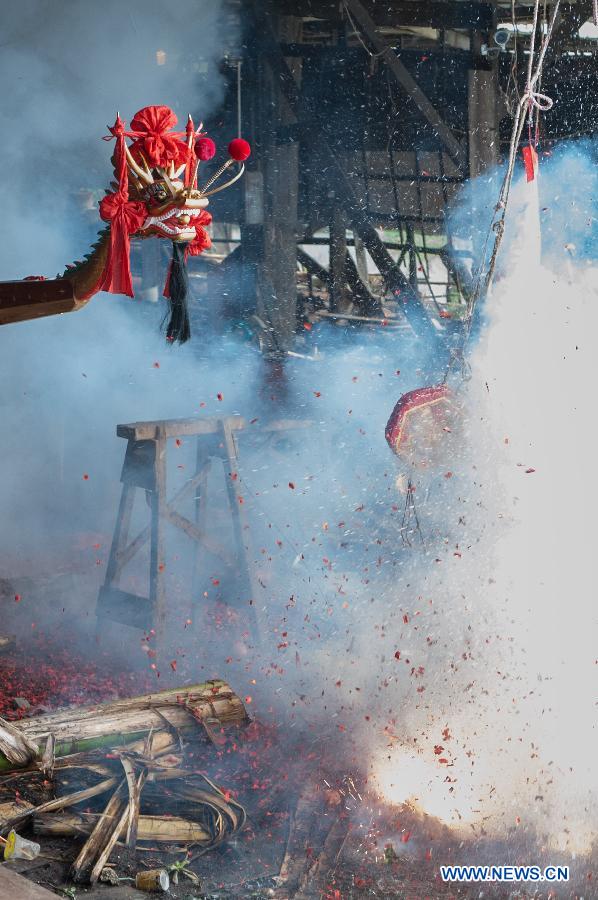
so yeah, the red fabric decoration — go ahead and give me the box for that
[228,138,251,161]
[187,210,213,256]
[522,144,538,182]
[128,105,187,168]
[97,115,148,297]
[195,137,217,161]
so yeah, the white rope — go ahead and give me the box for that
[454,0,562,356]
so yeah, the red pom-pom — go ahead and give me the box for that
[228,138,251,162]
[195,137,216,161]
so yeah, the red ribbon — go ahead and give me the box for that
[522,144,538,183]
[98,192,147,297]
[97,115,148,297]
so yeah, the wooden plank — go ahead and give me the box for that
[0,866,58,899]
[344,0,465,168]
[164,509,235,565]
[117,416,311,441]
[117,416,229,441]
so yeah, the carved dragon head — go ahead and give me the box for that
[95,105,250,342]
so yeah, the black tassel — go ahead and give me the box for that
[164,241,191,344]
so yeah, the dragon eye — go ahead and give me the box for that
[148,182,169,202]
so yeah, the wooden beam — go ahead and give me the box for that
[274,0,494,30]
[344,0,465,168]
[329,206,348,311]
[117,416,310,442]
[298,247,330,285]
[298,246,379,312]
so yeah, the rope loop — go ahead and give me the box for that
[523,89,554,112]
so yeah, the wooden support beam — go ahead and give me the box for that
[344,247,381,314]
[149,427,167,648]
[249,7,443,347]
[274,0,494,30]
[468,68,499,178]
[299,246,380,313]
[244,8,301,353]
[297,247,330,286]
[344,0,465,169]
[329,207,348,311]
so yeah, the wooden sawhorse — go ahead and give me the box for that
[97,415,306,649]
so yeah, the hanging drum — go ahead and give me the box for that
[385,384,456,471]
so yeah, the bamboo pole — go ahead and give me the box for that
[33,811,212,844]
[0,681,248,772]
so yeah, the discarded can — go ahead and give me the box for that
[135,868,170,892]
[3,829,40,861]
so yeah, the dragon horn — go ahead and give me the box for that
[125,144,153,185]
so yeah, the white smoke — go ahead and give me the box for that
[368,161,598,856]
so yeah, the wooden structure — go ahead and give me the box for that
[97,415,308,643]
[202,0,598,353]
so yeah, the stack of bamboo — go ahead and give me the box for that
[0,681,249,884]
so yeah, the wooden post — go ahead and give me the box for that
[103,487,134,590]
[244,7,301,353]
[149,427,167,651]
[354,235,369,285]
[468,67,499,179]
[219,420,261,641]
[406,224,418,293]
[329,205,347,311]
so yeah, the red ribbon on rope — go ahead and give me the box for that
[97,115,148,297]
[522,144,538,183]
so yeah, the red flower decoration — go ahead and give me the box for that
[195,137,216,161]
[128,105,187,168]
[228,138,251,161]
